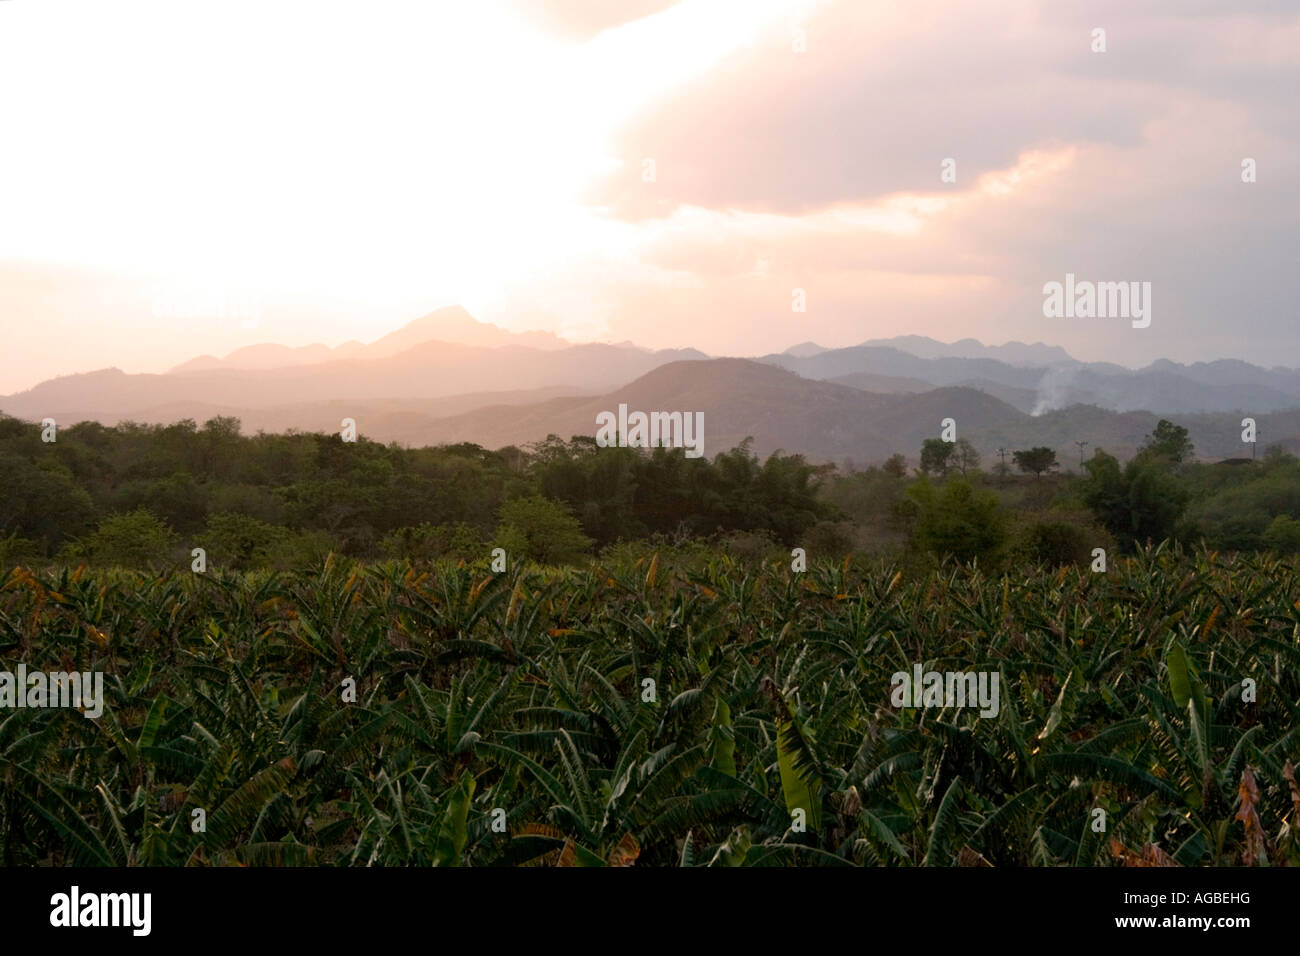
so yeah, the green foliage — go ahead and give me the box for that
[0,532,40,570]
[0,416,837,565]
[802,520,856,559]
[0,453,96,549]
[1016,517,1098,567]
[1,546,1295,867]
[716,528,782,565]
[951,438,980,476]
[66,508,180,570]
[1262,514,1300,553]
[380,522,484,562]
[197,513,289,571]
[495,496,593,565]
[1139,419,1194,465]
[919,438,978,478]
[1080,450,1188,551]
[1125,463,1189,546]
[1013,446,1058,477]
[1183,460,1300,551]
[919,439,953,477]
[902,477,1008,566]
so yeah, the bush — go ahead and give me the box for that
[494,496,592,565]
[716,528,783,565]
[266,530,340,570]
[1263,514,1300,554]
[380,522,484,562]
[68,508,180,570]
[1016,517,1104,567]
[801,520,856,560]
[196,513,291,571]
[902,478,1008,566]
[0,532,41,570]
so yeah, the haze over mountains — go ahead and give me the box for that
[4,307,1299,465]
[170,307,570,372]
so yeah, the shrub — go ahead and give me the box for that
[197,512,290,570]
[801,520,856,560]
[380,522,484,562]
[68,508,180,570]
[0,532,40,570]
[494,495,592,565]
[902,477,1008,566]
[1263,514,1300,554]
[1016,518,1098,567]
[716,528,782,565]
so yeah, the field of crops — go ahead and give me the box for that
[2,546,1298,866]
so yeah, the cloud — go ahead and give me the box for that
[558,0,1300,368]
[587,0,1296,219]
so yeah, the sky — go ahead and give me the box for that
[1,0,1297,393]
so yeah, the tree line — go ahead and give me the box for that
[1,414,1297,571]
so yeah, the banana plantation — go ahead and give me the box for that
[1,545,1297,867]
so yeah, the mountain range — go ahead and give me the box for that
[4,306,1299,465]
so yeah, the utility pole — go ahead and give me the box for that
[1075,440,1088,472]
[997,447,1009,469]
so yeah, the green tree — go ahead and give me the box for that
[380,522,483,561]
[495,495,593,565]
[1125,462,1188,546]
[0,454,96,552]
[1140,419,1193,465]
[903,477,1008,565]
[952,438,981,476]
[74,508,179,569]
[1080,450,1188,550]
[1013,446,1058,478]
[882,453,908,479]
[197,513,290,570]
[919,439,954,478]
[1017,518,1099,566]
[1262,514,1300,554]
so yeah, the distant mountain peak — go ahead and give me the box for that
[169,305,574,373]
[857,335,1075,366]
[337,305,573,357]
[783,341,828,357]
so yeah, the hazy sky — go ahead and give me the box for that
[1,0,1297,392]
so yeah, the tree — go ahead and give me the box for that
[197,512,289,570]
[495,496,593,565]
[0,454,96,552]
[1263,515,1300,554]
[380,522,483,561]
[74,508,179,569]
[1140,419,1193,465]
[1125,462,1188,545]
[882,453,908,479]
[952,438,981,476]
[1024,520,1097,564]
[1013,447,1058,478]
[1263,444,1296,468]
[1080,449,1188,550]
[903,477,1008,565]
[919,439,954,477]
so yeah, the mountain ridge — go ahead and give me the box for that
[6,308,1300,465]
